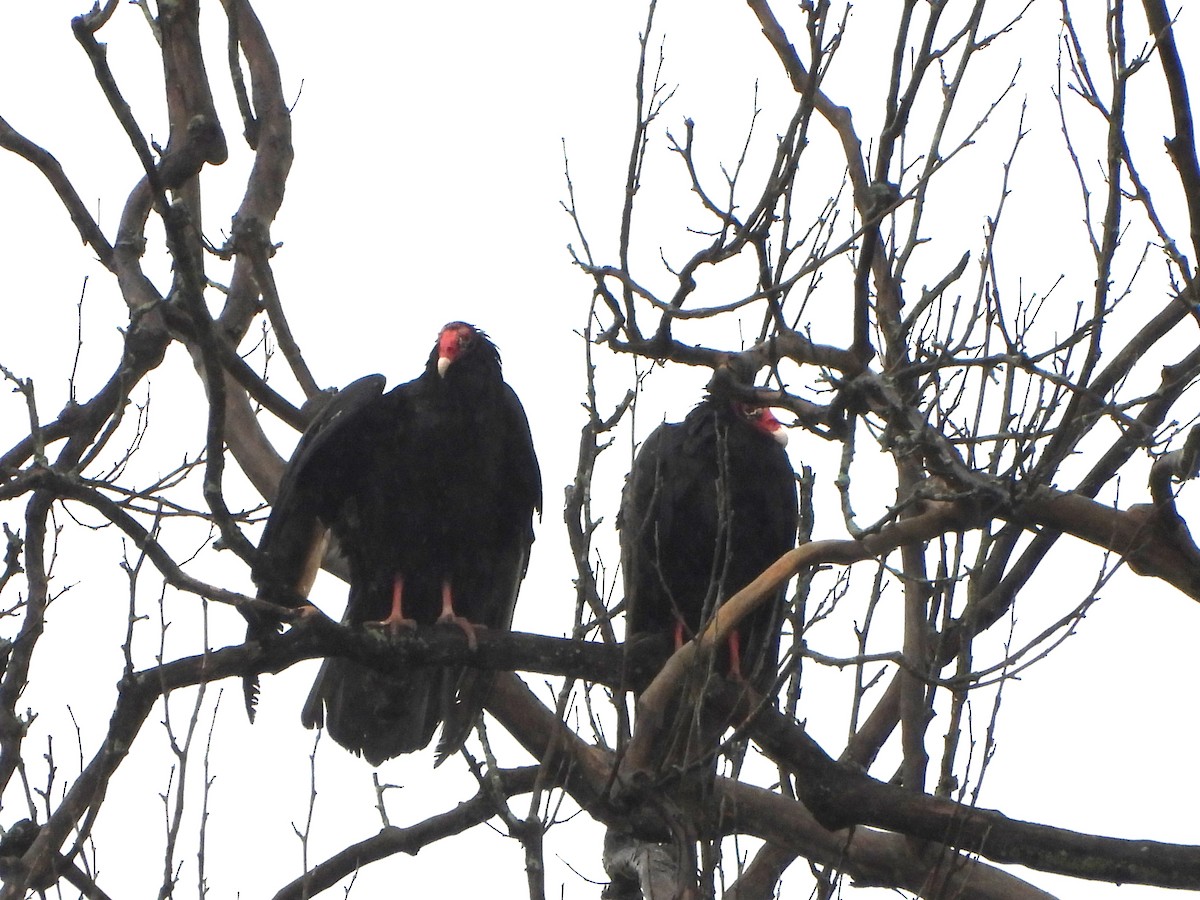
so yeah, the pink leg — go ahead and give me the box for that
[372,575,417,634]
[673,618,687,651]
[437,580,479,650]
[727,631,745,681]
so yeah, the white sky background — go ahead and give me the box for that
[1,1,1200,898]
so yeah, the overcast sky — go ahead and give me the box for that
[2,2,1200,898]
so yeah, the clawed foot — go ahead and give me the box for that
[366,574,417,636]
[437,612,481,651]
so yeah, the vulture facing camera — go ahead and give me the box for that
[248,322,542,766]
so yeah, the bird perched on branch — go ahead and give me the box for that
[247,322,542,765]
[620,387,798,713]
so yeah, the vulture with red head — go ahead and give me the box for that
[620,391,798,699]
[248,322,542,765]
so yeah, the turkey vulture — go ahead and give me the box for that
[620,391,798,701]
[248,322,542,765]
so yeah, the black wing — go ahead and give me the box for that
[717,410,798,695]
[252,374,387,605]
[244,375,386,720]
[622,410,738,650]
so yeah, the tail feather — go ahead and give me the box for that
[242,609,284,723]
[299,657,333,730]
[433,668,495,767]
[303,658,441,765]
[244,674,262,723]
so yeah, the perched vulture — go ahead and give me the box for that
[248,322,542,765]
[620,392,798,700]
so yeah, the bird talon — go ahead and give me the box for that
[438,613,480,651]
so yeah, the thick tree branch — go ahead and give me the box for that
[730,679,1200,888]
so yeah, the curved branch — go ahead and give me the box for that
[270,767,541,900]
[730,679,1200,888]
[0,116,115,269]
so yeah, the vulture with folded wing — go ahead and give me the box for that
[620,392,797,697]
[248,322,541,766]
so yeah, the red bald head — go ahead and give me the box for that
[735,402,789,446]
[437,322,478,377]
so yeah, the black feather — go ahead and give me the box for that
[244,374,386,721]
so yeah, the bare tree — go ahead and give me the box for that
[2,1,1200,898]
